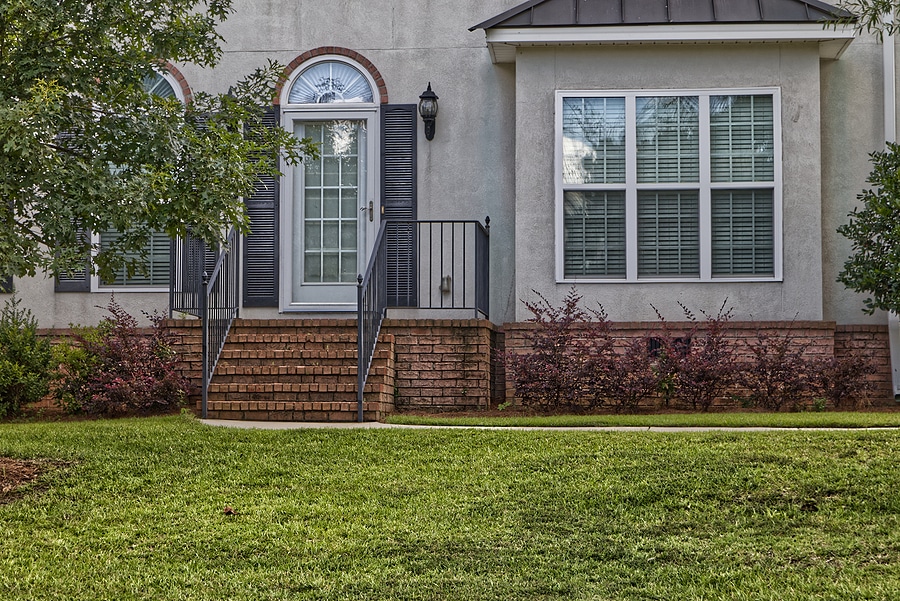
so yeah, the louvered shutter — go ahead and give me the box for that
[0,276,12,293]
[243,106,280,307]
[55,227,91,292]
[381,104,417,306]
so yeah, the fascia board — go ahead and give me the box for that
[484,23,857,62]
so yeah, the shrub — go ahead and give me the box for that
[808,354,874,410]
[502,288,611,410]
[670,301,737,412]
[0,296,54,417]
[595,336,662,413]
[55,297,189,416]
[740,325,811,411]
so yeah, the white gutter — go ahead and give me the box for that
[882,17,900,397]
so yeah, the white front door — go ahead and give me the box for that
[284,114,377,310]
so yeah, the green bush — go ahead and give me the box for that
[0,296,54,417]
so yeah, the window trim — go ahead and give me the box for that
[554,87,783,284]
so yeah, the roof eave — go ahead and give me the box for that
[482,22,857,63]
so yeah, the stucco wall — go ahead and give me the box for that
[821,32,891,326]
[514,43,825,323]
[183,0,521,323]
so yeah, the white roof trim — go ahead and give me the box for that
[484,23,857,62]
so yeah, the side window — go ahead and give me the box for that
[94,72,184,291]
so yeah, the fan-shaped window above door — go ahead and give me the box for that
[288,60,375,104]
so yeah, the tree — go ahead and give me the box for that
[834,1,899,38]
[838,143,900,314]
[0,0,315,281]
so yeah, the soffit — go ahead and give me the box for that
[471,0,857,62]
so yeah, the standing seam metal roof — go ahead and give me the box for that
[471,0,855,31]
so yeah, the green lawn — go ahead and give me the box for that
[386,410,900,429]
[1,415,898,600]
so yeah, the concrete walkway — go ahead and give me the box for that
[200,419,897,432]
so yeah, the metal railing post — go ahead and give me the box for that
[357,274,364,423]
[200,270,209,420]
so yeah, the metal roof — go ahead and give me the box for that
[471,0,854,31]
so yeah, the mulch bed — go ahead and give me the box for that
[0,457,47,502]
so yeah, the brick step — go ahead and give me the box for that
[222,333,359,350]
[202,399,388,422]
[213,364,358,384]
[206,379,391,403]
[216,347,392,366]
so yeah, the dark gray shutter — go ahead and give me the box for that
[381,104,417,306]
[55,227,91,292]
[243,106,280,307]
[0,276,12,293]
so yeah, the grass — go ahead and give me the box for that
[385,410,900,429]
[0,414,898,600]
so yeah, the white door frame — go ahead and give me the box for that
[280,108,380,312]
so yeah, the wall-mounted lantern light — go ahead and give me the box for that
[418,82,439,141]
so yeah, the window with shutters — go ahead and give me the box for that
[92,72,183,291]
[556,89,781,282]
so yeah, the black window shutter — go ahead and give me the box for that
[242,106,280,307]
[0,275,12,293]
[381,104,417,306]
[55,228,91,292]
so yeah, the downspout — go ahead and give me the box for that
[882,17,900,397]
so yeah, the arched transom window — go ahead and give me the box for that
[288,60,374,104]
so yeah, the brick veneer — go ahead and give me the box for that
[501,320,894,408]
[382,318,500,411]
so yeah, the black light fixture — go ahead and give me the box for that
[418,82,439,141]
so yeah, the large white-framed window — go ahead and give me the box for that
[555,88,782,283]
[92,71,184,292]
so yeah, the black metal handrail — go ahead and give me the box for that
[356,223,389,423]
[170,228,239,418]
[356,217,490,422]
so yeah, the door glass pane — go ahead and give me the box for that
[293,119,366,291]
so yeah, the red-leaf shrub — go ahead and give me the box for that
[670,301,737,412]
[55,297,189,416]
[808,354,873,409]
[501,288,611,410]
[740,326,811,411]
[592,336,662,413]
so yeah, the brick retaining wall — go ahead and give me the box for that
[501,321,894,408]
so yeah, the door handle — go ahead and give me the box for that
[360,201,374,221]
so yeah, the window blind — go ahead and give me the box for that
[711,189,774,275]
[637,190,699,276]
[564,191,626,277]
[636,96,699,184]
[562,97,626,184]
[710,95,774,183]
[100,230,171,287]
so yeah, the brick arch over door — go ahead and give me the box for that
[277,47,389,105]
